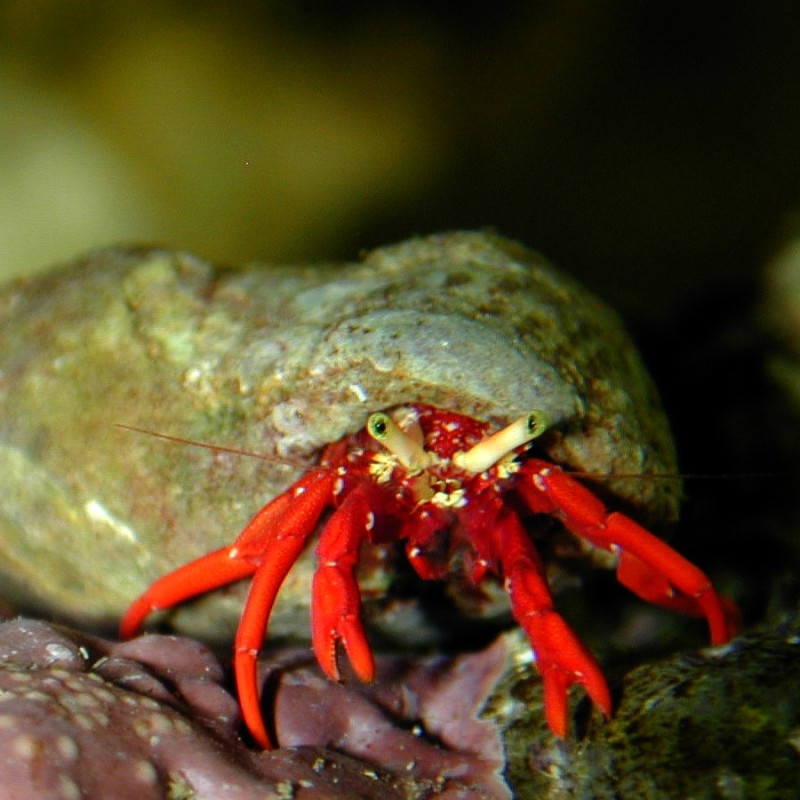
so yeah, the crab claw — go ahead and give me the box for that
[311,487,376,683]
[518,602,612,737]
[517,461,739,647]
[494,509,612,736]
[312,567,375,682]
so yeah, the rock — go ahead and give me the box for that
[0,617,511,800]
[490,626,800,798]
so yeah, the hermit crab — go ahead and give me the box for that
[121,402,734,749]
[107,232,738,749]
[0,230,737,749]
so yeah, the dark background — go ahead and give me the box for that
[3,3,799,315]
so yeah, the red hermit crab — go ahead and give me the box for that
[121,400,736,748]
[0,229,716,750]
[0,232,738,750]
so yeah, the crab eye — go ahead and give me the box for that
[367,411,430,471]
[367,412,391,440]
[524,410,550,438]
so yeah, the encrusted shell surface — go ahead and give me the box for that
[0,231,676,637]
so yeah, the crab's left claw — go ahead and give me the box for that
[614,540,740,643]
[492,509,612,737]
[311,485,376,684]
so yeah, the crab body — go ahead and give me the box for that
[121,403,736,748]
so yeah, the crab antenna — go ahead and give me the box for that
[453,411,550,474]
[367,411,430,470]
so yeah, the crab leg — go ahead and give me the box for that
[517,460,736,644]
[311,484,376,684]
[490,508,612,737]
[121,469,336,748]
[120,470,335,637]
[119,548,255,639]
[230,470,337,748]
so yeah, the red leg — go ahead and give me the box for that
[604,514,737,642]
[120,470,335,639]
[311,485,375,684]
[119,548,255,639]
[517,460,737,644]
[489,508,612,737]
[121,469,337,748]
[231,470,338,748]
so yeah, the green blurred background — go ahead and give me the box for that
[3,1,799,325]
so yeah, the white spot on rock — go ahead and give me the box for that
[55,734,80,762]
[44,642,76,665]
[134,759,159,785]
[84,499,140,545]
[12,733,39,759]
[58,775,82,800]
[348,383,369,402]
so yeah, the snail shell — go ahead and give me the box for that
[0,231,677,638]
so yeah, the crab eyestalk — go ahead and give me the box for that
[367,411,433,472]
[452,411,550,474]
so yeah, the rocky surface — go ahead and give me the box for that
[0,617,510,799]
[492,626,800,799]
[1,616,798,799]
